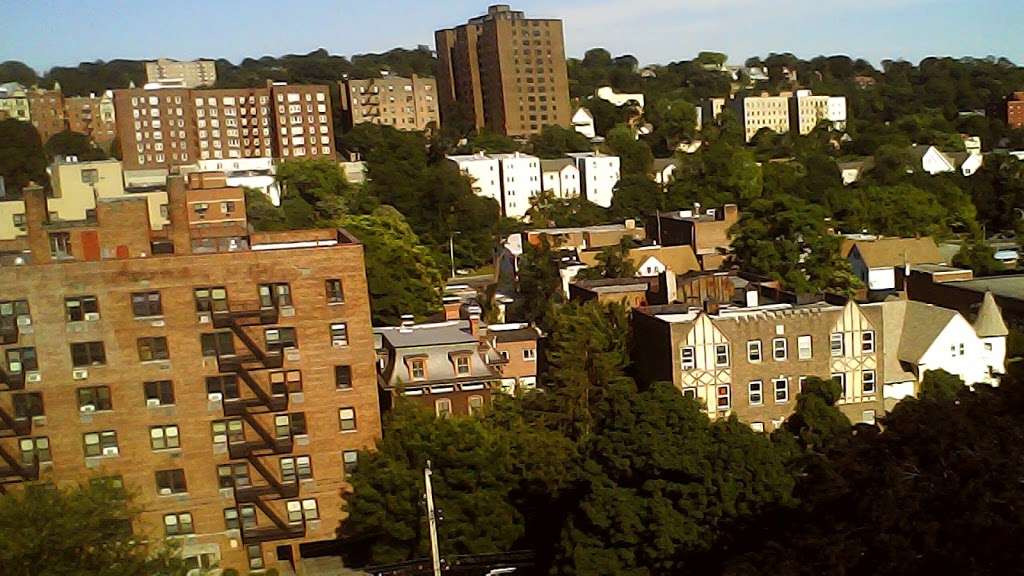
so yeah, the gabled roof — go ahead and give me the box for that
[578,245,701,275]
[973,291,1009,337]
[651,158,679,173]
[540,158,576,173]
[909,144,956,171]
[845,237,943,269]
[897,301,958,363]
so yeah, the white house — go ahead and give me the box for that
[950,151,984,177]
[651,158,679,186]
[540,158,581,199]
[567,152,620,208]
[492,152,542,219]
[595,86,644,111]
[448,152,502,206]
[910,145,956,175]
[844,236,944,292]
[572,107,596,139]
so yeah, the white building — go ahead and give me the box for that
[492,152,542,219]
[187,157,281,205]
[595,86,644,111]
[448,152,502,207]
[910,145,956,175]
[844,236,944,292]
[567,152,620,208]
[572,107,596,139]
[730,95,791,142]
[540,158,581,199]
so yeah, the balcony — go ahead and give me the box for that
[0,369,25,391]
[234,480,299,503]
[223,394,288,417]
[212,302,279,329]
[217,353,283,373]
[0,408,30,438]
[241,523,306,544]
[228,436,294,459]
[0,446,39,487]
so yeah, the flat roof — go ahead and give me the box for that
[944,275,1024,300]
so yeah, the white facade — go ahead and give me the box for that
[186,157,281,205]
[596,87,644,111]
[448,152,502,207]
[791,91,848,135]
[567,152,620,208]
[850,256,898,291]
[493,152,542,219]
[572,107,596,139]
[914,145,956,175]
[960,153,983,177]
[541,162,581,199]
[917,314,1001,386]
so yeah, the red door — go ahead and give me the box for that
[81,231,100,261]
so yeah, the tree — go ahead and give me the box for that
[0,119,47,194]
[512,237,564,331]
[646,97,699,153]
[731,193,858,294]
[0,61,40,86]
[44,130,108,162]
[340,206,443,325]
[0,480,187,576]
[919,368,965,401]
[340,402,525,566]
[576,237,638,280]
[953,236,1004,276]
[609,174,662,220]
[244,188,288,231]
[275,158,354,226]
[462,130,520,154]
[529,125,591,158]
[606,124,653,177]
[847,184,949,238]
[526,188,608,228]
[781,377,851,452]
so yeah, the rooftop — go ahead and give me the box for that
[842,236,943,268]
[942,274,1024,300]
[375,320,477,348]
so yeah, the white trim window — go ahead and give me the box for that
[714,344,730,367]
[830,333,844,357]
[774,378,789,404]
[772,338,787,361]
[716,384,731,410]
[862,370,876,394]
[862,331,875,353]
[748,381,763,406]
[680,346,696,370]
[831,373,846,397]
[797,335,812,360]
[747,340,762,363]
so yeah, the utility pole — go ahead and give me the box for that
[449,234,457,280]
[424,460,442,576]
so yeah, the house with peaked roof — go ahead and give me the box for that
[651,157,680,186]
[948,151,984,177]
[572,107,596,139]
[578,244,701,278]
[540,158,581,199]
[910,144,956,175]
[843,236,944,293]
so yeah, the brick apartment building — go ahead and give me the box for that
[27,87,66,143]
[146,58,218,89]
[340,74,440,131]
[0,173,381,572]
[65,91,118,146]
[114,83,335,171]
[435,4,571,137]
[1007,92,1024,129]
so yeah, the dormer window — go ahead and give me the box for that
[407,358,426,381]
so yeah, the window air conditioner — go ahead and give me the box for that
[146,398,161,407]
[84,312,100,321]
[26,373,41,383]
[80,404,96,413]
[198,313,211,324]
[159,488,172,495]
[207,392,223,402]
[72,369,88,380]
[102,447,119,457]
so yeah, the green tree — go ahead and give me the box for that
[782,377,851,452]
[576,237,638,280]
[0,480,188,576]
[340,206,443,325]
[44,130,108,162]
[0,61,40,86]
[645,97,698,153]
[606,124,653,177]
[731,193,858,294]
[529,125,592,158]
[512,237,565,331]
[919,368,965,401]
[953,236,1004,276]
[275,158,353,226]
[848,184,949,238]
[609,174,662,220]
[0,118,47,194]
[244,188,288,231]
[526,188,608,228]
[463,130,520,154]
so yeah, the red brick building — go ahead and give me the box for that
[0,173,381,572]
[1008,92,1024,129]
[27,87,66,144]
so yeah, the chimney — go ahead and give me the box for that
[22,184,51,261]
[702,298,720,315]
[166,175,192,255]
[399,314,415,333]
[664,268,678,304]
[467,306,483,337]
[442,297,462,321]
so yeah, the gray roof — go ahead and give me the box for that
[945,275,1024,301]
[375,321,476,348]
[540,158,575,172]
[376,321,499,389]
[974,291,1009,337]
[490,325,541,343]
[651,157,679,172]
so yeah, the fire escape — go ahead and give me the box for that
[212,302,305,544]
[0,312,39,493]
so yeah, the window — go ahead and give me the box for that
[830,333,844,356]
[280,455,313,483]
[750,422,765,433]
[131,292,162,317]
[286,499,319,523]
[342,450,358,474]
[409,358,426,380]
[862,331,875,353]
[83,430,118,457]
[150,425,180,450]
[155,469,187,494]
[748,381,763,406]
[77,386,112,411]
[747,340,762,363]
[330,323,348,346]
[49,232,71,258]
[862,370,876,394]
[221,201,235,213]
[275,413,306,437]
[265,327,297,350]
[164,512,194,536]
[194,287,227,313]
[716,385,731,410]
[715,344,730,367]
[435,398,452,419]
[680,346,695,369]
[258,283,292,308]
[339,407,356,431]
[137,337,169,361]
[6,347,37,372]
[797,335,812,360]
[831,373,847,397]
[144,381,175,406]
[774,378,789,403]
[335,365,353,390]
[247,544,264,570]
[862,410,876,425]
[224,506,257,530]
[218,463,251,488]
[65,296,99,321]
[13,393,43,419]
[200,332,234,356]
[71,341,106,367]
[772,338,787,361]
[454,355,470,375]
[19,437,51,464]
[523,348,537,361]
[325,279,344,303]
[206,375,239,399]
[468,395,485,415]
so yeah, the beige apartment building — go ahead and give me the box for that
[435,4,571,137]
[0,82,31,122]
[340,75,440,131]
[114,83,335,170]
[146,58,218,88]
[730,95,791,142]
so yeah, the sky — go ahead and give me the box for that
[5,0,1024,72]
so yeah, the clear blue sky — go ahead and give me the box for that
[7,0,1023,72]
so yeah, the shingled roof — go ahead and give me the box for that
[973,291,1009,337]
[844,237,943,269]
